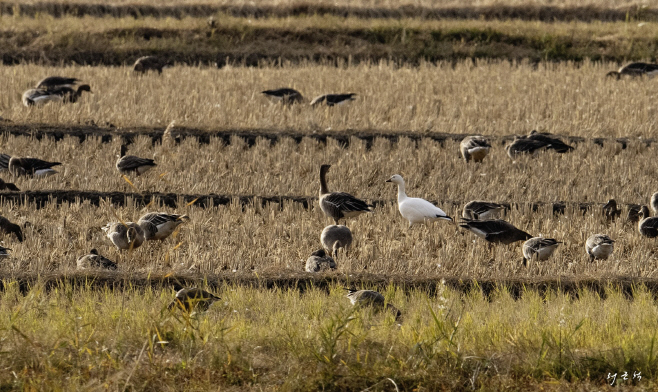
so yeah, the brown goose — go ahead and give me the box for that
[76,249,118,270]
[460,135,491,163]
[606,62,658,79]
[0,215,23,242]
[319,165,372,225]
[320,225,353,257]
[522,237,561,266]
[168,288,220,312]
[505,137,548,158]
[638,206,658,238]
[102,222,145,250]
[346,288,401,320]
[138,212,189,241]
[36,76,81,90]
[8,157,61,177]
[305,249,336,272]
[459,218,532,245]
[585,234,614,261]
[462,201,505,220]
[603,199,622,222]
[116,145,156,176]
[262,88,304,104]
[310,93,356,107]
[133,56,166,74]
[526,131,574,153]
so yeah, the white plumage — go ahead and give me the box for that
[385,174,452,226]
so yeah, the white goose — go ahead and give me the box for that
[385,174,452,226]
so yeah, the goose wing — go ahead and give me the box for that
[36,76,80,89]
[13,157,61,171]
[262,88,301,98]
[506,138,547,157]
[461,136,491,150]
[0,154,10,171]
[642,217,658,230]
[460,219,530,243]
[527,131,574,153]
[322,192,372,213]
[463,201,503,219]
[117,155,156,171]
[138,212,185,227]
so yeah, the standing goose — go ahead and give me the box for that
[651,192,658,215]
[320,225,353,257]
[460,135,491,163]
[8,157,61,177]
[36,76,80,90]
[522,237,561,266]
[606,62,658,79]
[638,206,658,238]
[133,56,167,74]
[116,145,157,176]
[346,288,401,320]
[168,288,220,312]
[585,234,615,261]
[76,249,118,270]
[0,215,23,242]
[462,201,505,220]
[261,88,304,104]
[318,165,372,225]
[459,218,532,245]
[305,249,336,272]
[137,212,189,241]
[385,174,452,227]
[603,199,622,222]
[310,93,356,107]
[102,222,145,250]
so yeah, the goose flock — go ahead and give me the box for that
[8,60,658,314]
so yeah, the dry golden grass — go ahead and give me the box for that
[1,60,656,138]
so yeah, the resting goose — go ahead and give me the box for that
[460,135,491,163]
[168,288,220,312]
[116,145,157,176]
[102,222,145,250]
[133,56,166,74]
[603,199,622,221]
[651,193,658,215]
[0,215,23,242]
[8,157,61,177]
[318,164,372,225]
[310,93,356,107]
[522,237,561,266]
[346,288,401,320]
[585,234,614,261]
[0,178,19,191]
[638,206,658,238]
[386,174,452,227]
[262,88,304,104]
[320,225,353,257]
[462,201,505,220]
[459,218,531,245]
[606,62,658,79]
[76,249,118,270]
[305,249,336,272]
[137,212,189,241]
[36,76,80,90]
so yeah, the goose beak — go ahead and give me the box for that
[385,179,392,183]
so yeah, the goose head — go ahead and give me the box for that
[320,164,331,175]
[640,205,651,220]
[606,71,621,80]
[603,199,617,209]
[386,174,404,185]
[78,84,92,94]
[90,248,99,255]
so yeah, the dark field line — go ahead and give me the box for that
[1,2,656,23]
[0,190,635,214]
[0,123,642,149]
[2,271,656,300]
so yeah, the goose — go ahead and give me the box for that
[606,62,658,79]
[102,222,145,250]
[76,249,118,270]
[137,212,189,241]
[305,249,336,272]
[0,154,10,171]
[526,131,574,153]
[0,178,19,191]
[0,246,10,259]
[627,204,644,223]
[585,234,615,261]
[116,145,157,176]
[638,206,658,238]
[320,225,353,257]
[385,174,452,227]
[459,218,532,245]
[8,157,61,177]
[168,288,220,312]
[36,76,80,90]
[50,85,91,104]
[651,193,658,215]
[522,237,561,266]
[310,93,356,107]
[346,288,401,320]
[0,215,23,243]
[505,137,549,158]
[462,201,505,220]
[318,164,372,225]
[133,56,166,74]
[261,88,304,104]
[460,135,491,163]
[603,199,622,221]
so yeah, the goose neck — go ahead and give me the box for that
[396,182,407,202]
[319,169,329,195]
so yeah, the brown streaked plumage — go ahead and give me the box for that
[522,237,561,266]
[585,234,614,261]
[76,249,118,270]
[116,145,156,176]
[460,135,491,163]
[168,288,220,312]
[462,201,505,220]
[36,76,80,90]
[459,218,532,245]
[305,249,336,272]
[102,222,145,250]
[346,288,401,320]
[319,165,372,225]
[8,157,61,177]
[138,212,189,241]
